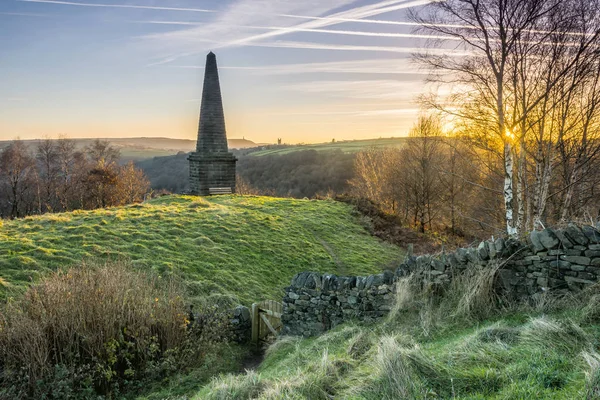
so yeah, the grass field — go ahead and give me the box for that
[250,138,409,157]
[0,195,401,305]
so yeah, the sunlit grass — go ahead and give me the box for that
[0,195,400,305]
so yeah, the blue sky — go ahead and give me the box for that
[0,0,449,143]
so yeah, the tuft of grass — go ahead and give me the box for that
[521,316,591,355]
[199,371,264,400]
[368,336,430,399]
[451,261,502,320]
[0,195,400,304]
[583,351,600,399]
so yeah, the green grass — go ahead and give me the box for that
[250,138,408,157]
[0,195,400,305]
[195,272,600,400]
[133,343,252,400]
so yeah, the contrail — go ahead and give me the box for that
[249,40,472,56]
[278,14,470,30]
[0,11,49,17]
[256,26,458,41]
[18,0,215,13]
[145,0,444,66]
[221,0,435,48]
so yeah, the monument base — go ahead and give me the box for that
[188,152,237,195]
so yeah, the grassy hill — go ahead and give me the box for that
[0,195,400,305]
[249,137,408,157]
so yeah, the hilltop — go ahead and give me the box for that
[0,195,400,305]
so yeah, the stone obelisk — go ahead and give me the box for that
[188,52,237,195]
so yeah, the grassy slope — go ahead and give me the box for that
[0,195,400,305]
[195,268,600,400]
[250,138,408,157]
[197,311,598,400]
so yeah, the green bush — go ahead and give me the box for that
[0,261,230,399]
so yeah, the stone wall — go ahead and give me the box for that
[230,305,252,343]
[282,224,600,337]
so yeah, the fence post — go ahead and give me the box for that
[251,303,259,345]
[407,243,414,258]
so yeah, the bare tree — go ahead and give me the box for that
[0,141,36,218]
[86,139,120,166]
[398,115,445,232]
[349,148,396,212]
[35,137,59,213]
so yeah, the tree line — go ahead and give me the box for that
[0,138,150,219]
[351,112,600,239]
[136,149,355,199]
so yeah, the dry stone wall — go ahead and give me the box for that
[282,224,600,337]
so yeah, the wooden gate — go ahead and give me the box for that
[251,300,283,344]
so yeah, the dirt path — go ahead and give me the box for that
[318,238,348,276]
[239,347,265,372]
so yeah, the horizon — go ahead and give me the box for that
[0,0,449,144]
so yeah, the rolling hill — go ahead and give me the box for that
[0,195,401,305]
[0,137,259,162]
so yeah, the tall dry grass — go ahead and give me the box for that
[388,260,504,337]
[0,260,189,397]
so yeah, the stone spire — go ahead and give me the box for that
[188,52,237,196]
[196,52,229,154]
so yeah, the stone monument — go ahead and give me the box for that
[189,52,237,195]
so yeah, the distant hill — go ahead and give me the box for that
[245,137,409,157]
[0,195,400,305]
[0,137,259,162]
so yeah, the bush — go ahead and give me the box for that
[0,261,230,399]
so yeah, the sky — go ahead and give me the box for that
[0,0,452,144]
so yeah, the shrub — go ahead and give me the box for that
[0,260,230,399]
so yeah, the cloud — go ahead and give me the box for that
[18,0,214,13]
[281,79,426,100]
[264,107,422,118]
[171,59,435,75]
[130,21,203,26]
[144,0,440,65]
